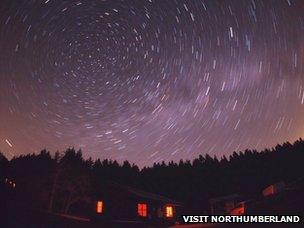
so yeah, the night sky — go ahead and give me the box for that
[1,0,304,167]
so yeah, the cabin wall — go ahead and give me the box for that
[92,197,180,225]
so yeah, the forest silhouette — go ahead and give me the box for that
[1,138,304,219]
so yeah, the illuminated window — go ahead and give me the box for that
[96,201,103,213]
[165,205,173,218]
[137,203,147,217]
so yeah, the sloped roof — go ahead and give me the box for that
[109,182,182,206]
[209,194,242,204]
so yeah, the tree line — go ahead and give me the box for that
[1,138,304,215]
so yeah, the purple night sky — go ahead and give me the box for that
[1,0,304,167]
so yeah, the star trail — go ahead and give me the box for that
[0,0,304,167]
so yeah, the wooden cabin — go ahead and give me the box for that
[91,182,182,226]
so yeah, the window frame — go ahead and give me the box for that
[165,205,174,218]
[137,203,148,217]
[96,200,103,214]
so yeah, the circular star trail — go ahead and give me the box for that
[0,0,304,166]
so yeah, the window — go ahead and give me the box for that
[96,201,103,213]
[137,203,147,217]
[165,205,173,218]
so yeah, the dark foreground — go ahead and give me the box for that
[2,210,304,228]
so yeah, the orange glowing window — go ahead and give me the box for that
[165,205,173,218]
[96,201,103,213]
[137,203,147,217]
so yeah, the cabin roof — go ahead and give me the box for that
[108,182,182,206]
[209,194,242,204]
